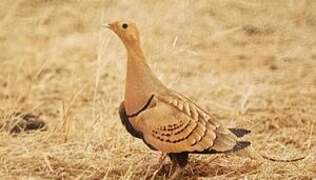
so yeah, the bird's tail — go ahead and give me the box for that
[197,126,251,154]
[230,141,251,152]
[229,128,251,138]
[215,128,305,162]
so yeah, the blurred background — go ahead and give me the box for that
[0,0,315,179]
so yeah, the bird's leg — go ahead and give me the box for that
[151,153,167,179]
[159,152,167,165]
[156,152,167,171]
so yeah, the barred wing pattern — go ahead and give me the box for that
[131,91,237,153]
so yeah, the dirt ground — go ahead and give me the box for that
[0,0,315,179]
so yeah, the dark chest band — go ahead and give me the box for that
[127,95,154,118]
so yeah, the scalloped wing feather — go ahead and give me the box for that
[130,91,237,153]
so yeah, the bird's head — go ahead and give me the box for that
[103,21,140,48]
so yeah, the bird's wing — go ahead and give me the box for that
[132,91,238,153]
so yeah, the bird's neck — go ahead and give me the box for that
[124,43,165,115]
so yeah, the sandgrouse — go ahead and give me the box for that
[103,21,251,175]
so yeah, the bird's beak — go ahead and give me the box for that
[101,23,111,29]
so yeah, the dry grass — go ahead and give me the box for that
[0,0,315,179]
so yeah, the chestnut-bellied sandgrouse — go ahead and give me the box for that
[103,21,251,176]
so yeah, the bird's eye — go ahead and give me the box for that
[122,23,128,29]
